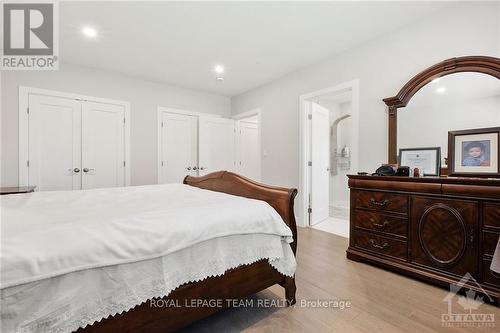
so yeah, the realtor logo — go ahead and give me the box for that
[442,273,495,328]
[1,1,58,70]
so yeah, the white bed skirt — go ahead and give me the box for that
[1,233,295,333]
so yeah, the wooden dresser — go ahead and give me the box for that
[347,175,500,302]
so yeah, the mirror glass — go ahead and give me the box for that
[397,72,500,166]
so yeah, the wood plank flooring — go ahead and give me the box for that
[179,227,500,332]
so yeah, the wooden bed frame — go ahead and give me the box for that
[77,171,298,333]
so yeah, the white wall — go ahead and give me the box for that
[231,2,500,224]
[1,62,230,187]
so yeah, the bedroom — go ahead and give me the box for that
[1,1,500,332]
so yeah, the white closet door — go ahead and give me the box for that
[198,117,235,176]
[160,113,198,183]
[236,121,260,181]
[28,94,82,191]
[81,102,125,189]
[311,103,330,225]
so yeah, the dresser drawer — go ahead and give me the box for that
[353,210,407,237]
[354,190,408,215]
[484,202,500,229]
[353,230,407,261]
[482,231,500,257]
[482,258,500,288]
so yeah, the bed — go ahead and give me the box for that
[0,171,298,333]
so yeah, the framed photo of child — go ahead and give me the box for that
[448,127,500,178]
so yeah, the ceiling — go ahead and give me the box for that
[60,1,456,96]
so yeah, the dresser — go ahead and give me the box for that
[347,175,500,302]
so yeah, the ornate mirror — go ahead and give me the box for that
[383,56,500,173]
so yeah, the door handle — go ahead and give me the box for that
[186,167,192,170]
[200,167,205,170]
[69,168,80,173]
[192,166,198,170]
[83,168,95,173]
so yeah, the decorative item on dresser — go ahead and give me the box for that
[448,127,500,178]
[347,175,500,303]
[398,147,441,177]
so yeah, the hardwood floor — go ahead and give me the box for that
[179,227,499,332]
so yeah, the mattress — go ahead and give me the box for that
[1,183,296,333]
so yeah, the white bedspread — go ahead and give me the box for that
[1,184,296,333]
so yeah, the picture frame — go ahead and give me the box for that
[448,127,500,178]
[399,147,441,176]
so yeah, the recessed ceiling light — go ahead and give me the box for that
[436,87,446,94]
[82,26,97,38]
[216,76,224,81]
[214,65,224,74]
[432,77,441,83]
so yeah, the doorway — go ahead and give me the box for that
[233,109,262,182]
[299,80,359,237]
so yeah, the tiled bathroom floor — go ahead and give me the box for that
[311,217,349,238]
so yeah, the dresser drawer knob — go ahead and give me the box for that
[369,239,390,249]
[372,220,390,228]
[370,198,390,207]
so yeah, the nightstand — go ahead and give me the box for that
[0,186,36,195]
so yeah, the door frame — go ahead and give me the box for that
[232,108,262,181]
[298,80,360,227]
[156,106,223,183]
[18,86,131,187]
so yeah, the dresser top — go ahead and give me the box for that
[347,174,500,187]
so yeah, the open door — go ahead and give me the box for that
[310,102,330,225]
[198,117,236,176]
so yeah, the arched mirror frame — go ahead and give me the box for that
[383,56,500,165]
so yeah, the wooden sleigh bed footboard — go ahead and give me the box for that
[78,171,298,333]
